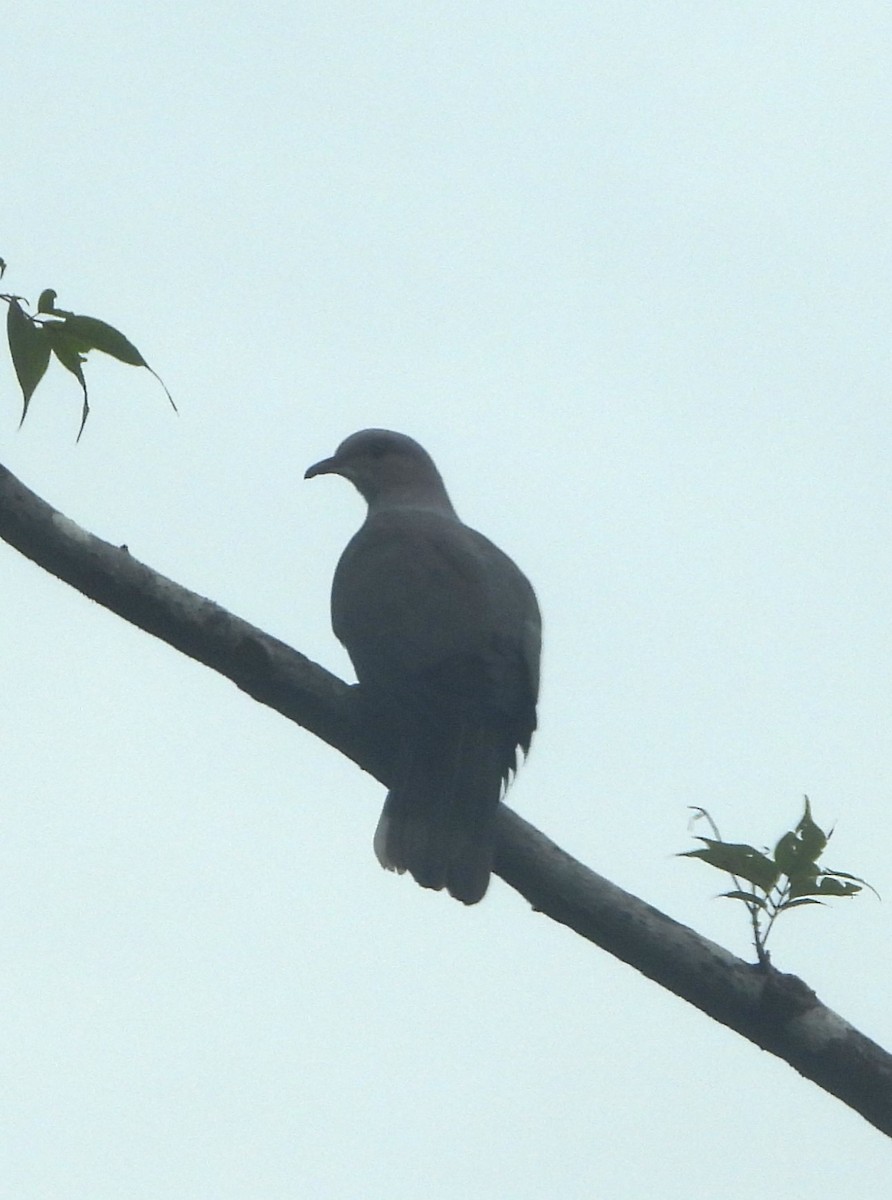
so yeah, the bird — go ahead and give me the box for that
[305,429,541,904]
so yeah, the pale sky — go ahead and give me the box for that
[3,4,891,1197]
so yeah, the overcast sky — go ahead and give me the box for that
[3,4,892,1196]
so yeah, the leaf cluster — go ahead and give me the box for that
[682,798,875,964]
[3,280,174,439]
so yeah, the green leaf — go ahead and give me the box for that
[824,867,877,896]
[815,876,861,898]
[788,869,865,900]
[37,288,58,314]
[773,802,827,879]
[776,897,823,912]
[682,840,780,892]
[773,830,805,876]
[62,313,146,365]
[6,299,51,423]
[788,875,824,899]
[788,870,865,901]
[796,797,828,859]
[719,890,768,909]
[55,309,176,413]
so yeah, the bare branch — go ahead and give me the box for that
[2,460,890,1137]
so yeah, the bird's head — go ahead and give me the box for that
[305,429,455,512]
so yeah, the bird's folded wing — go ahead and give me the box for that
[332,507,540,717]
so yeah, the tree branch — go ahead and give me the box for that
[2,460,890,1137]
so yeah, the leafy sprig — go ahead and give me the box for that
[3,272,174,439]
[682,798,875,966]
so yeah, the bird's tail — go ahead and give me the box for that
[373,721,506,905]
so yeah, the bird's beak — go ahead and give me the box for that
[304,454,340,480]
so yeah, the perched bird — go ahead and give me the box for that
[305,429,541,904]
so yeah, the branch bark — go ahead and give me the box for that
[2,461,890,1137]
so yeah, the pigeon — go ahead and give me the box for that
[306,429,540,903]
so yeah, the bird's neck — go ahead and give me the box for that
[365,480,458,517]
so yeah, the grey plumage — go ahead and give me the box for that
[305,429,540,904]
